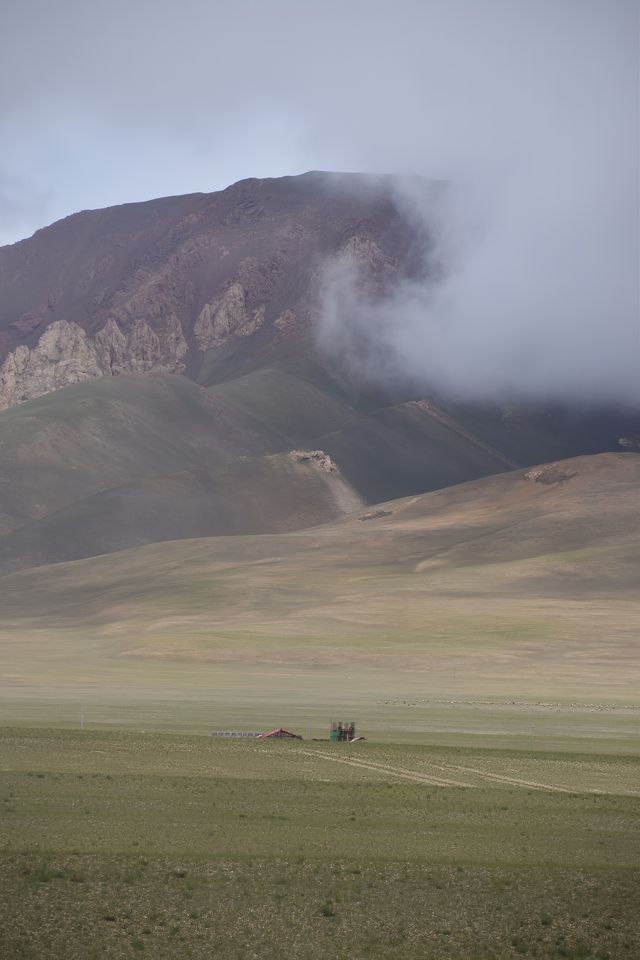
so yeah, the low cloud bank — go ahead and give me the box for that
[318,159,639,407]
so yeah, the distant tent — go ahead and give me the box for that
[256,727,303,740]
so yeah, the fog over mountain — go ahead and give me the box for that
[2,0,637,403]
[318,166,639,405]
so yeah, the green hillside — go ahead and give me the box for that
[1,353,635,572]
[0,367,356,526]
[0,368,363,568]
[0,451,363,569]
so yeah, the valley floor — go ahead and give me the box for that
[1,728,638,959]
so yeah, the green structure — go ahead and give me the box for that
[330,721,355,742]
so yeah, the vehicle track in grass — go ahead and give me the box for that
[301,749,629,795]
[437,763,575,793]
[392,758,640,796]
[300,749,472,788]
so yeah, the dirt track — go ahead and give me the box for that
[302,750,472,788]
[302,748,628,795]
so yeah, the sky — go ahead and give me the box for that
[1,0,636,242]
[1,0,638,402]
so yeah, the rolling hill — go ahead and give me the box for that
[1,452,638,705]
[0,364,635,571]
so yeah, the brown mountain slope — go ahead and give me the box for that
[0,171,636,573]
[0,171,415,408]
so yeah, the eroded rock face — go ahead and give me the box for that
[0,321,102,408]
[524,464,576,485]
[339,235,399,292]
[289,449,337,473]
[0,316,188,410]
[274,309,297,331]
[194,283,265,351]
[358,509,392,521]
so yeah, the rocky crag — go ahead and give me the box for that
[0,316,187,409]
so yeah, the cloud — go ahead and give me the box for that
[318,158,639,406]
[313,1,640,406]
[2,2,632,227]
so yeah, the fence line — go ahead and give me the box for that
[210,731,261,738]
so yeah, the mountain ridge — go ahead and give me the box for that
[0,171,637,573]
[0,171,416,408]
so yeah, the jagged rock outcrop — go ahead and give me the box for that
[194,283,265,351]
[290,449,337,473]
[0,316,187,409]
[100,314,187,375]
[274,309,297,331]
[524,464,576,485]
[339,235,399,293]
[0,321,102,408]
[358,509,393,521]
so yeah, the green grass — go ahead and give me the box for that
[0,728,638,959]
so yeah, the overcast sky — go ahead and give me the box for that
[1,0,637,244]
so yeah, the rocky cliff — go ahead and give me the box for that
[0,316,188,409]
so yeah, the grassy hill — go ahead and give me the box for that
[0,369,367,568]
[1,359,636,571]
[1,452,638,725]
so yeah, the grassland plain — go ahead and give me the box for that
[0,452,638,740]
[0,729,638,960]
